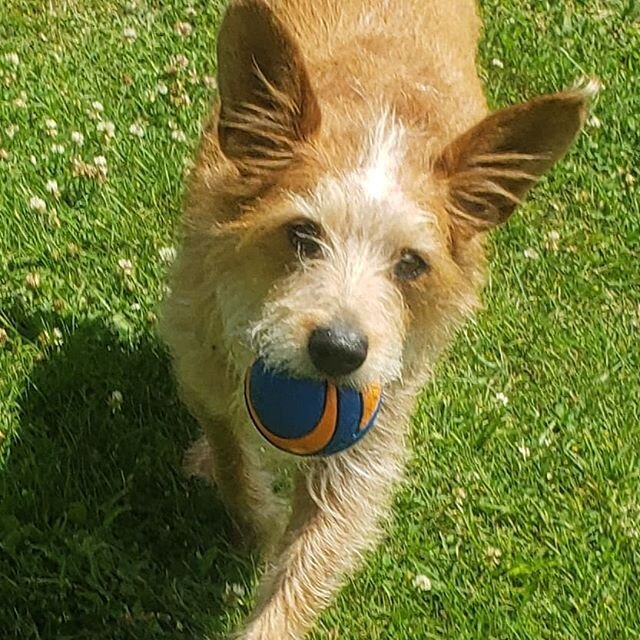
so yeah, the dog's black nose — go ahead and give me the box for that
[307,324,368,377]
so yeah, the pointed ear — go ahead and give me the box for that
[216,0,321,173]
[435,81,598,231]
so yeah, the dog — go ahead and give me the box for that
[159,1,596,637]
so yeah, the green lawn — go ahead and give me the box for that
[1,1,638,638]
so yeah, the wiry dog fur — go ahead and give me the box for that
[160,1,596,637]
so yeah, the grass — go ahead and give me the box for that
[0,0,638,638]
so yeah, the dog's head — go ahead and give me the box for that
[194,0,595,389]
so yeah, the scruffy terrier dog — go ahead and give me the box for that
[160,1,595,637]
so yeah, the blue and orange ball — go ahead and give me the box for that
[244,359,382,456]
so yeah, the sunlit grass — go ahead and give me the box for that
[1,1,638,638]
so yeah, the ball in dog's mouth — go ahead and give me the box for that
[244,358,382,456]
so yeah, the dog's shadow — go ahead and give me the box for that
[2,310,253,639]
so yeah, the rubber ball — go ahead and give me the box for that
[244,359,382,456]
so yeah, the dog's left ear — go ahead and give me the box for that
[436,81,598,231]
[216,0,321,174]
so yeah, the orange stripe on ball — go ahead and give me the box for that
[245,372,338,455]
[359,381,382,431]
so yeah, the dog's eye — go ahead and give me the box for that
[394,250,429,281]
[287,220,322,259]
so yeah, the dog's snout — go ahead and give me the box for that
[307,324,368,377]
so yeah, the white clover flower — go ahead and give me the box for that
[51,328,64,347]
[172,91,191,107]
[182,156,195,177]
[491,58,504,69]
[72,157,106,181]
[157,81,168,95]
[123,26,138,42]
[495,392,509,406]
[452,486,467,503]
[108,390,124,413]
[51,143,65,154]
[486,546,503,564]
[412,574,432,592]
[171,129,187,143]
[158,246,177,263]
[202,75,217,90]
[545,230,561,252]
[118,258,133,274]
[538,431,552,447]
[222,582,246,605]
[87,100,105,120]
[25,272,41,289]
[517,443,531,460]
[176,21,193,37]
[29,196,47,213]
[523,247,539,260]
[5,52,20,66]
[45,179,60,197]
[5,124,19,139]
[167,53,189,73]
[129,122,145,138]
[38,328,64,348]
[71,131,85,146]
[97,120,116,139]
[587,114,602,129]
[14,92,27,108]
[93,155,108,177]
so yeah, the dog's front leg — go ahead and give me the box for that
[232,441,404,640]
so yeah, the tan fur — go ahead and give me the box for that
[159,1,595,637]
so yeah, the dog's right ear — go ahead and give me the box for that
[435,81,598,232]
[216,0,321,174]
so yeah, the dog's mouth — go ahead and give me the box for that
[249,337,401,393]
[249,319,379,391]
[244,358,383,457]
[254,356,372,392]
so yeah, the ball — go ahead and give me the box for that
[244,359,382,456]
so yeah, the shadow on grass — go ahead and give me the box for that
[1,312,252,640]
